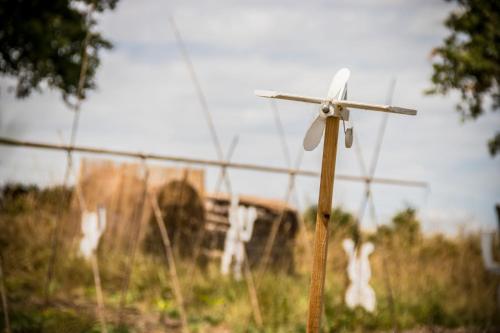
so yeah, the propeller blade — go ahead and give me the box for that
[303,115,326,151]
[327,68,350,99]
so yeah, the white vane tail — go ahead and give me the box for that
[343,238,377,312]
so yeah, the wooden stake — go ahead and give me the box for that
[91,254,108,333]
[242,247,263,327]
[118,166,149,323]
[149,193,190,333]
[306,117,340,333]
[0,254,11,333]
[188,136,237,279]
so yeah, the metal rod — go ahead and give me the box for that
[214,135,238,194]
[0,136,428,188]
[265,100,312,274]
[270,100,291,167]
[169,16,224,161]
[368,78,396,178]
[168,16,263,326]
[353,78,400,332]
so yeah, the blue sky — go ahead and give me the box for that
[1,0,499,235]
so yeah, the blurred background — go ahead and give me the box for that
[0,0,499,332]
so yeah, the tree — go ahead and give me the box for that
[391,207,421,245]
[0,0,118,104]
[303,205,359,241]
[427,0,499,156]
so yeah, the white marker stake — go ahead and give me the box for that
[343,239,376,312]
[80,207,108,333]
[221,195,257,280]
[80,209,106,259]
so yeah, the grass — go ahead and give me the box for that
[0,184,499,332]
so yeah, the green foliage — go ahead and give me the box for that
[427,0,500,156]
[2,308,130,333]
[0,0,118,102]
[391,207,421,245]
[373,206,422,246]
[303,205,359,241]
[488,132,500,156]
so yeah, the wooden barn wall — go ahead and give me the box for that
[66,158,204,254]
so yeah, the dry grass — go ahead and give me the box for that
[0,184,498,332]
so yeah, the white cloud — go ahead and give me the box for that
[1,0,498,235]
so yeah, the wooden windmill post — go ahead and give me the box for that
[307,116,340,331]
[255,68,417,332]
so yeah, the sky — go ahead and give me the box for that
[1,0,499,235]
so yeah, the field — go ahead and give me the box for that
[0,184,498,332]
